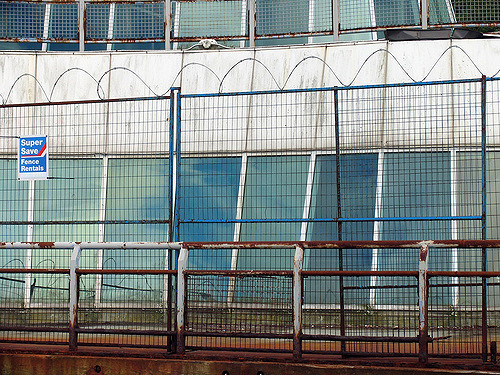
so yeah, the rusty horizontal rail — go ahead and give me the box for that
[184,331,293,339]
[2,240,500,363]
[77,269,177,275]
[75,328,175,336]
[0,268,69,274]
[301,334,420,343]
[181,240,500,250]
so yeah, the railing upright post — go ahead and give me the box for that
[69,244,81,351]
[418,243,429,363]
[176,246,188,354]
[293,245,304,359]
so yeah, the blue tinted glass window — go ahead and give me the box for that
[239,155,309,270]
[179,157,241,270]
[377,152,451,305]
[306,153,378,304]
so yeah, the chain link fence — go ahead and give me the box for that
[0,77,500,360]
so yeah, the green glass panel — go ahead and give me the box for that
[306,153,378,305]
[239,155,309,271]
[378,152,451,305]
[103,158,169,303]
[179,157,241,271]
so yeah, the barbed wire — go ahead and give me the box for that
[0,45,496,105]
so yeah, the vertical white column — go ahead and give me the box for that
[451,149,459,306]
[293,245,304,359]
[332,0,339,41]
[41,4,51,52]
[368,0,377,40]
[106,3,116,51]
[300,152,317,242]
[240,0,248,48]
[172,1,181,50]
[444,0,456,22]
[227,154,248,304]
[369,151,384,306]
[24,180,35,308]
[308,0,315,45]
[165,0,171,50]
[79,0,85,51]
[94,156,108,306]
[418,243,429,363]
[176,246,188,354]
[421,0,428,29]
[69,243,81,351]
[248,0,256,47]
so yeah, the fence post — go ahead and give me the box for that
[175,89,182,242]
[167,88,178,353]
[334,88,346,357]
[69,244,81,351]
[78,0,85,51]
[249,0,256,47]
[481,74,488,363]
[418,243,429,363]
[293,245,304,359]
[176,246,188,354]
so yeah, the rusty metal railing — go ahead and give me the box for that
[1,240,500,363]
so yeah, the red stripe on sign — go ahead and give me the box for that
[22,142,46,158]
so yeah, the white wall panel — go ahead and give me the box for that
[0,53,36,104]
[108,52,183,98]
[35,53,111,102]
[386,39,452,83]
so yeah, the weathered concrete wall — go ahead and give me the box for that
[0,39,499,156]
[1,39,499,103]
[0,352,496,375]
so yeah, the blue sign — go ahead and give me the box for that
[18,135,49,180]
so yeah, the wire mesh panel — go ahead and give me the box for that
[428,0,455,24]
[78,246,173,348]
[0,1,46,40]
[185,273,293,351]
[48,2,78,40]
[448,0,500,23]
[0,97,173,346]
[256,0,310,37]
[173,0,246,41]
[113,1,164,41]
[371,0,420,28]
[86,2,111,41]
[311,0,333,33]
[0,247,70,345]
[339,0,375,30]
[0,97,172,243]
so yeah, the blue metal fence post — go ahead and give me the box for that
[334,87,346,356]
[175,89,182,244]
[167,87,179,353]
[481,75,488,362]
